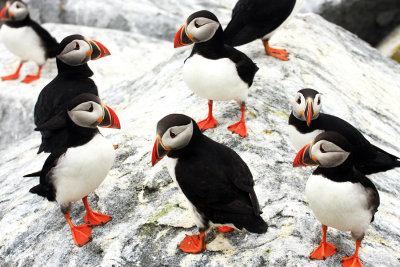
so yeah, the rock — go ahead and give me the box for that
[1,11,400,267]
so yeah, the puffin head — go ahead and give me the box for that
[174,10,221,48]
[56,34,111,66]
[152,114,195,166]
[0,1,28,21]
[293,131,351,168]
[292,88,322,127]
[35,93,120,132]
[67,93,120,129]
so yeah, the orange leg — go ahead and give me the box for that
[228,104,248,137]
[217,226,234,233]
[179,232,206,254]
[262,40,289,61]
[340,241,363,267]
[22,65,42,83]
[82,196,112,226]
[310,226,338,260]
[197,100,218,131]
[64,213,92,247]
[2,62,23,80]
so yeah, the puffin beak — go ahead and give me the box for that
[0,4,9,21]
[304,99,314,127]
[174,24,194,48]
[293,143,319,167]
[87,39,111,60]
[152,135,170,166]
[98,104,121,129]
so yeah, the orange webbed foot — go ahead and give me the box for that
[267,48,289,61]
[22,75,40,83]
[2,73,20,81]
[179,233,206,254]
[197,116,218,131]
[113,144,119,150]
[84,211,112,226]
[310,241,338,260]
[217,226,234,233]
[341,255,363,267]
[70,224,92,247]
[228,120,248,137]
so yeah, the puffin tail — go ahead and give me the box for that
[29,184,55,201]
[23,170,42,177]
[243,216,268,234]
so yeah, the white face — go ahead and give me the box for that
[186,17,220,43]
[161,122,193,150]
[57,39,91,66]
[311,140,350,168]
[7,1,28,21]
[292,92,322,121]
[67,101,103,128]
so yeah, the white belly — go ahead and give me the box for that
[288,125,324,151]
[305,174,373,235]
[52,134,115,205]
[0,24,46,65]
[166,157,207,229]
[183,54,249,102]
[263,0,304,40]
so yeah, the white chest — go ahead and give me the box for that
[183,54,249,102]
[52,134,115,204]
[305,174,372,234]
[0,24,46,65]
[288,125,324,151]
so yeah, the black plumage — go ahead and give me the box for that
[224,0,296,46]
[34,35,98,154]
[162,116,267,233]
[289,112,400,175]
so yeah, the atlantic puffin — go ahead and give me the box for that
[25,93,120,246]
[0,0,58,83]
[288,88,400,174]
[224,0,304,61]
[293,131,380,267]
[152,114,268,253]
[34,34,111,154]
[174,10,258,137]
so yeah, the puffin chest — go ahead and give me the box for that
[0,24,46,64]
[183,54,249,102]
[52,134,115,204]
[305,174,373,233]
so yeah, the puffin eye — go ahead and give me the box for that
[16,4,21,8]
[170,131,176,138]
[74,42,80,50]
[297,98,301,104]
[317,98,321,105]
[88,103,93,112]
[320,145,326,153]
[194,21,201,28]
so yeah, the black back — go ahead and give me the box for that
[289,112,400,174]
[224,0,297,46]
[189,26,259,87]
[169,122,267,233]
[34,59,97,153]
[5,15,59,58]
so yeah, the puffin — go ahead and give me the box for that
[25,93,120,247]
[34,34,111,154]
[152,114,268,253]
[224,0,304,61]
[174,10,258,138]
[288,88,400,175]
[0,0,59,83]
[293,131,380,267]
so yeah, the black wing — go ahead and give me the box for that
[29,20,59,58]
[26,148,67,201]
[224,0,297,46]
[224,45,259,87]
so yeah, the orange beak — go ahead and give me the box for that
[174,24,194,48]
[0,5,9,21]
[293,144,319,167]
[98,105,121,129]
[87,39,111,60]
[151,136,170,166]
[304,99,314,127]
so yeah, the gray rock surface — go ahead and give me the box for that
[1,11,400,267]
